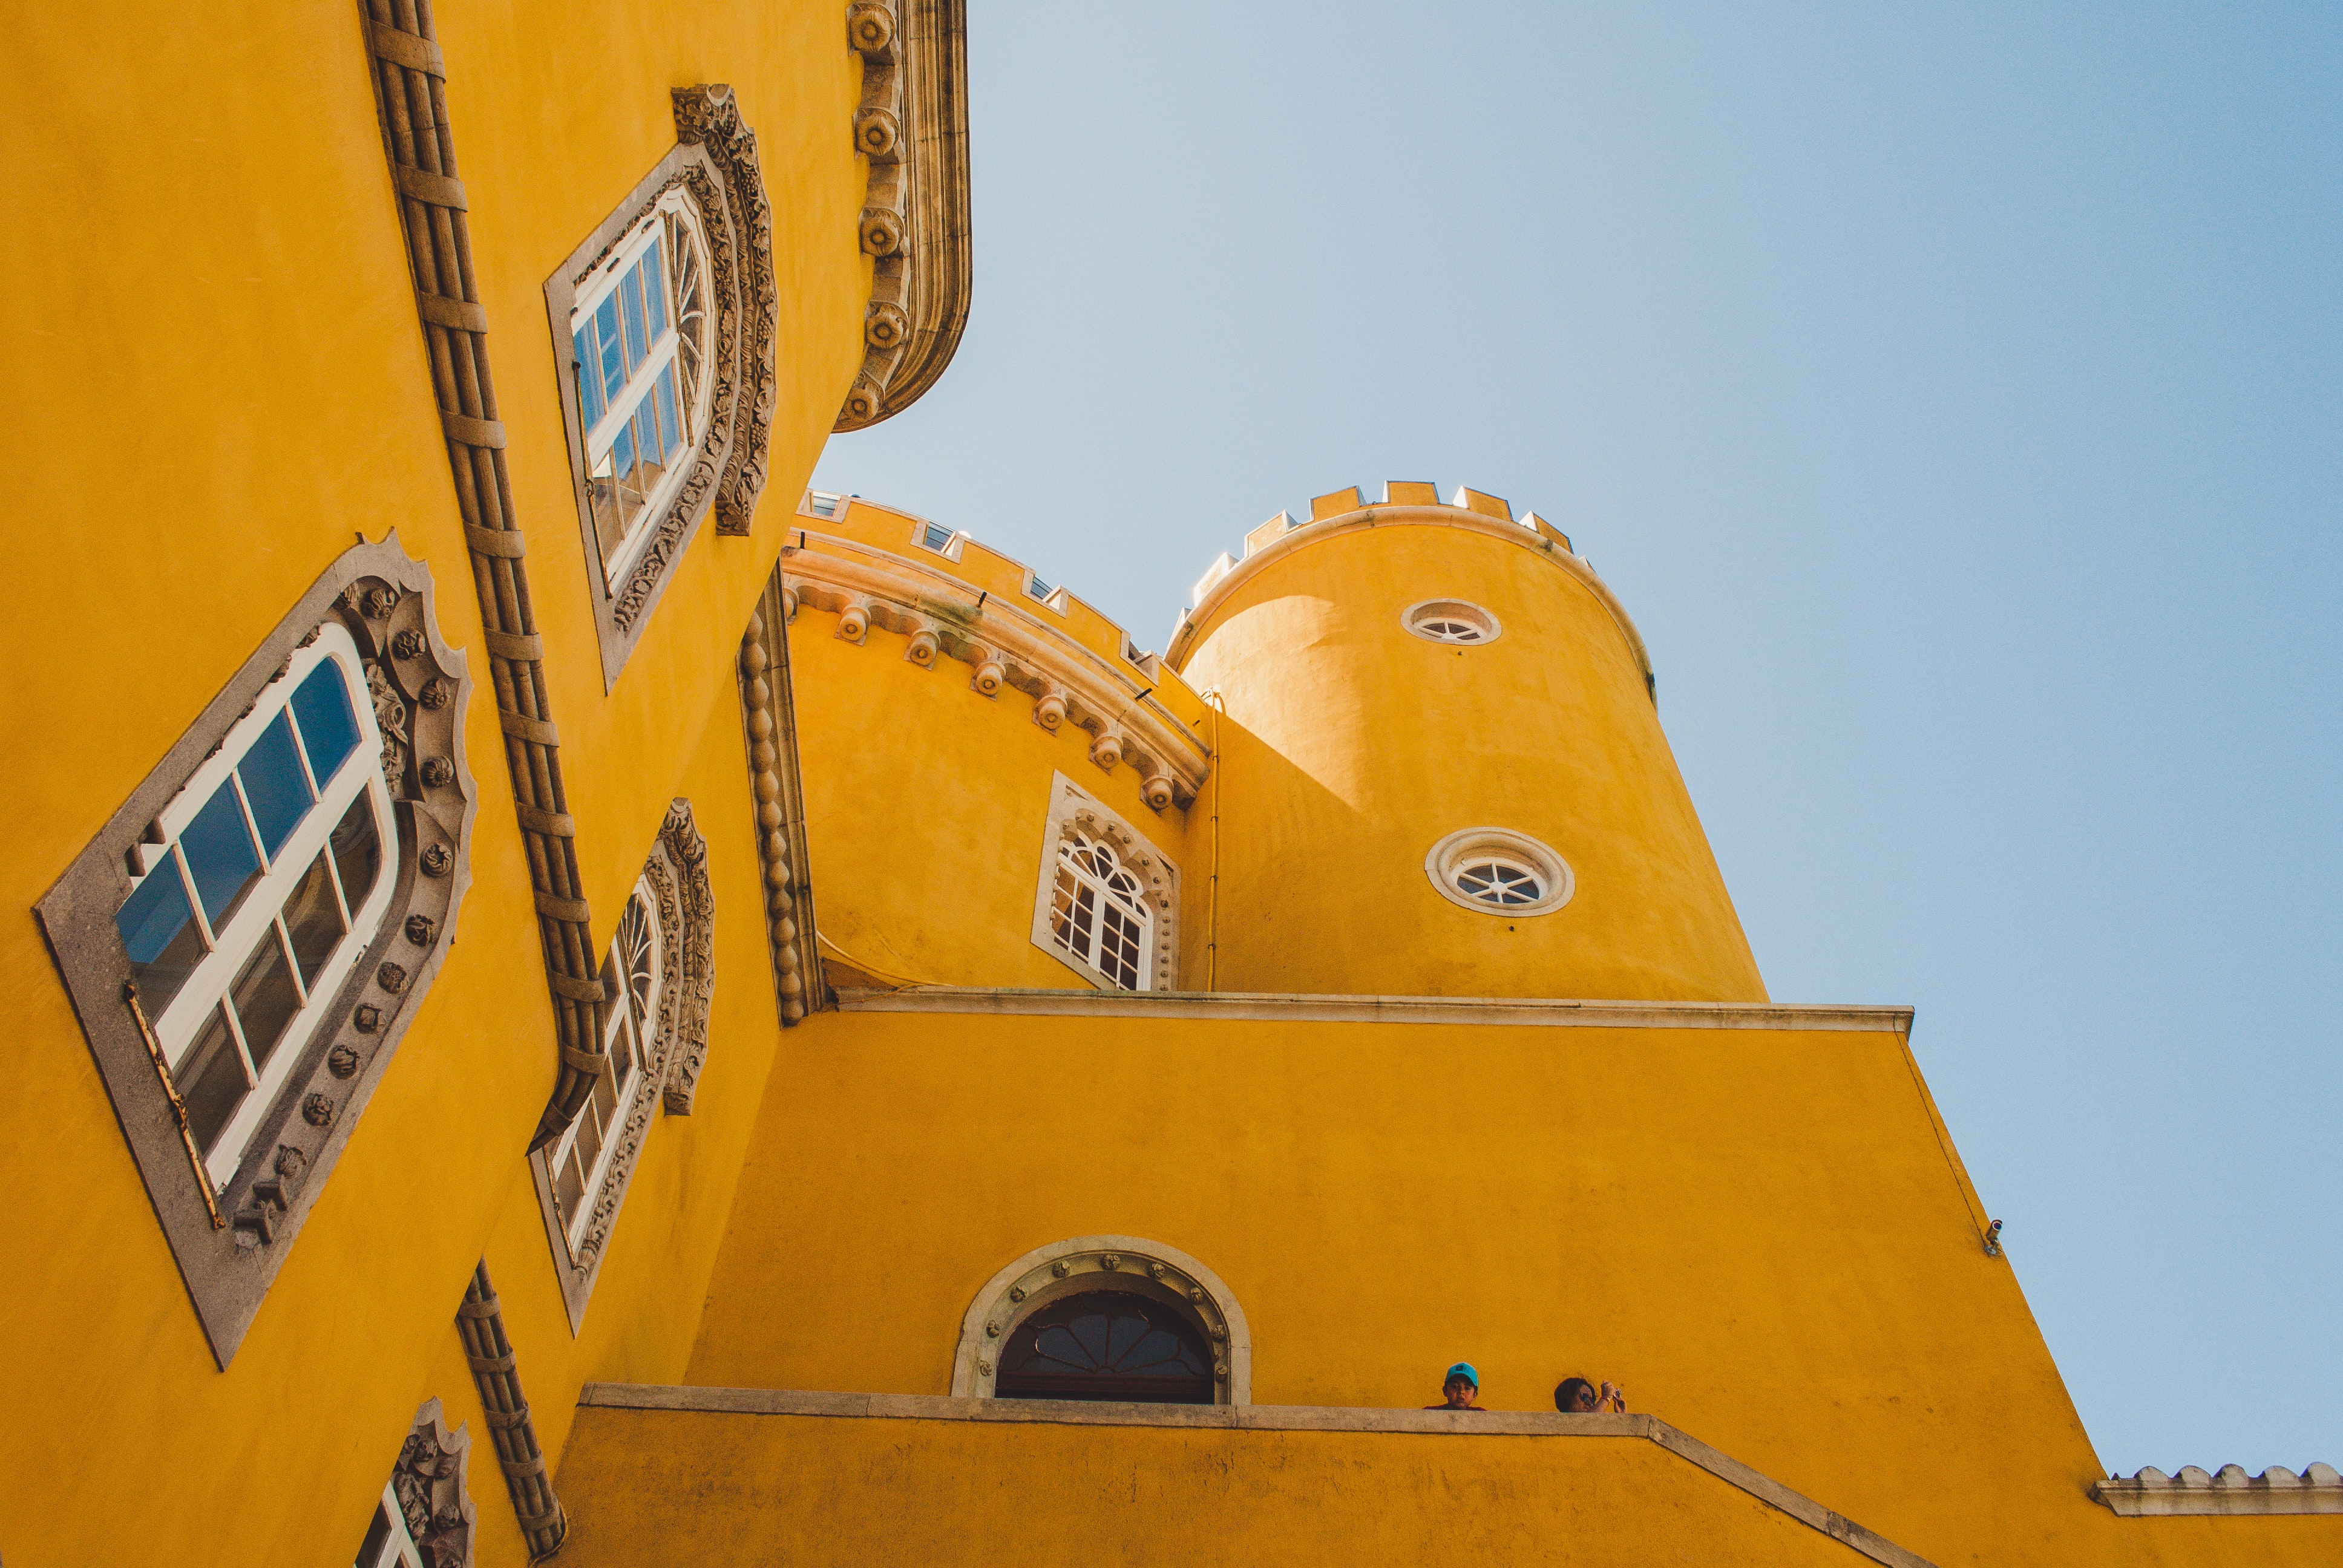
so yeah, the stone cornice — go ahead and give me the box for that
[1167,504,1654,700]
[833,986,1913,1034]
[783,534,1211,803]
[2092,1463,2343,1516]
[577,1385,1936,1568]
[836,0,971,430]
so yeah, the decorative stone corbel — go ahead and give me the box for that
[1089,730,1125,773]
[970,650,1006,697]
[835,0,971,432]
[836,599,872,643]
[904,622,942,667]
[1141,772,1176,812]
[1034,687,1068,732]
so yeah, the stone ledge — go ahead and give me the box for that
[830,986,1915,1034]
[576,1385,1934,1568]
[2093,1463,2343,1516]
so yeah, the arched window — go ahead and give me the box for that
[1049,832,1152,990]
[571,192,713,589]
[112,624,396,1187]
[544,878,663,1253]
[1403,599,1502,645]
[996,1290,1216,1405]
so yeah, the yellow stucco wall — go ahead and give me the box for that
[1176,514,1767,1002]
[552,1406,1889,1567]
[0,2,870,1564]
[678,1001,2325,1568]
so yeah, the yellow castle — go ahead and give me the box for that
[5,3,2333,1566]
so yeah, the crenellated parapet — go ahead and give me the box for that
[784,493,1208,808]
[2092,1462,2342,1515]
[1168,480,1653,702]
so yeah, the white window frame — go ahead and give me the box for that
[1424,826,1575,918]
[120,622,396,1186]
[569,192,712,588]
[1403,598,1502,645]
[355,1480,424,1568]
[1029,774,1181,993]
[542,877,662,1255]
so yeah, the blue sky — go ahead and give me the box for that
[814,2,2341,1471]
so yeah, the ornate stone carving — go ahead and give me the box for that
[738,584,822,1028]
[389,1400,476,1568]
[302,1094,335,1128]
[673,85,776,537]
[367,661,410,793]
[834,0,972,431]
[537,802,715,1325]
[954,1236,1254,1405]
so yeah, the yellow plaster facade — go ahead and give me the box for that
[3,6,2332,1568]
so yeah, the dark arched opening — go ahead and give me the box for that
[994,1290,1214,1403]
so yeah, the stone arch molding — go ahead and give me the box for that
[533,799,715,1332]
[952,1236,1253,1406]
[1031,774,1181,991]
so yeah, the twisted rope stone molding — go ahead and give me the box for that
[575,1385,1938,1568]
[780,537,1209,807]
[2093,1462,2342,1516]
[361,0,610,1154]
[836,0,971,430]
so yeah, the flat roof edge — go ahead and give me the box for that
[830,987,1915,1034]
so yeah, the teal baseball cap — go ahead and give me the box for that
[1444,1362,1480,1386]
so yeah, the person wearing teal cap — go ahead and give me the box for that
[1424,1362,1487,1410]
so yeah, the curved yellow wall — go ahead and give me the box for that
[782,513,1194,992]
[1176,509,1766,1002]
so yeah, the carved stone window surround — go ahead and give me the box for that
[35,537,477,1367]
[778,531,1208,808]
[1030,774,1179,993]
[545,96,776,690]
[360,1397,476,1568]
[952,1236,1251,1405]
[530,801,714,1333]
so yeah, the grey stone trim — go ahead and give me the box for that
[384,1397,476,1568]
[951,1235,1248,1403]
[2093,1463,2342,1515]
[544,139,747,688]
[34,537,478,1368]
[736,569,824,1030]
[532,802,714,1333]
[836,987,1915,1035]
[458,1263,565,1560]
[574,1384,1938,1568]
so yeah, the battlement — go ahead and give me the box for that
[1187,482,1579,610]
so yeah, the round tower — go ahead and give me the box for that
[1168,483,1766,1002]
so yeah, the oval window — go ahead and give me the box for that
[1403,599,1500,645]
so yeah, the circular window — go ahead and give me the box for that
[1403,599,1501,645]
[1424,828,1574,916]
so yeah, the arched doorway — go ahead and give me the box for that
[994,1290,1215,1403]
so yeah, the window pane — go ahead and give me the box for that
[620,263,648,367]
[283,852,347,990]
[117,863,205,1016]
[574,325,603,429]
[179,1007,250,1156]
[183,780,263,931]
[653,366,681,462]
[552,1149,586,1229]
[642,237,667,339]
[330,794,382,916]
[229,929,303,1074]
[595,296,624,403]
[238,711,313,859]
[291,662,363,791]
